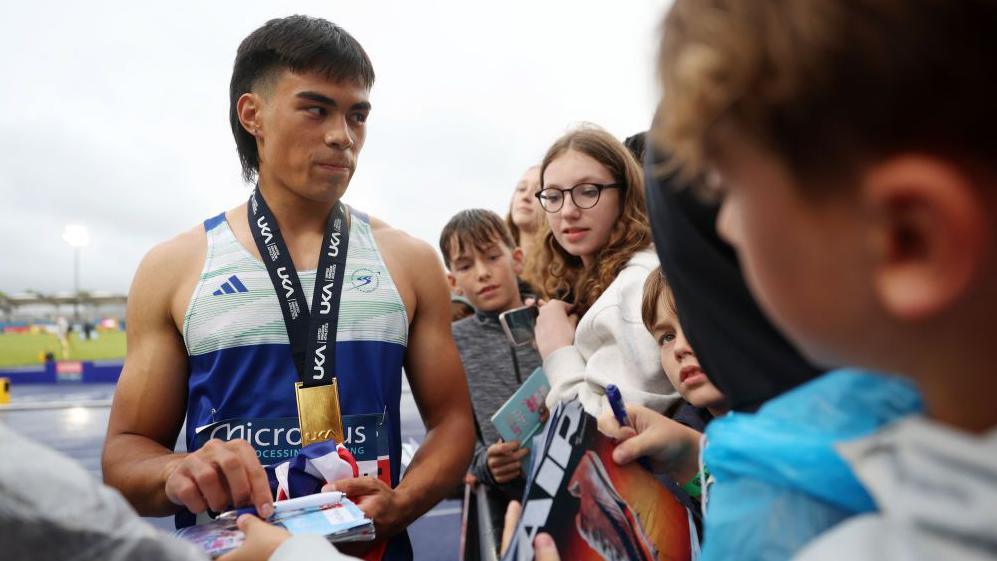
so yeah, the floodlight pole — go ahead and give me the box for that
[73,246,81,323]
[63,224,89,325]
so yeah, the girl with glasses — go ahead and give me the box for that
[531,124,679,416]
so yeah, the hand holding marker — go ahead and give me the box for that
[605,384,631,428]
[605,384,652,471]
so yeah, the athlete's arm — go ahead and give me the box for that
[101,228,273,518]
[332,233,475,538]
[396,240,475,518]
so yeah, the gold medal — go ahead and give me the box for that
[294,380,345,446]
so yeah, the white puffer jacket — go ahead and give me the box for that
[543,248,679,416]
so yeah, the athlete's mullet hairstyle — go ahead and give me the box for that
[229,15,375,182]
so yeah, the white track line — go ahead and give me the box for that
[0,399,113,411]
[423,507,462,518]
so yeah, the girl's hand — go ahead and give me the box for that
[533,299,577,359]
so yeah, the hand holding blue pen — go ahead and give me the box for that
[605,384,631,428]
[605,384,653,471]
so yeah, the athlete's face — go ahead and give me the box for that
[251,70,371,203]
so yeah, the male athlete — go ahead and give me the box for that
[101,16,474,560]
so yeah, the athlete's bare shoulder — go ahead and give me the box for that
[153,223,206,260]
[367,215,428,251]
[131,222,208,329]
[367,214,440,269]
[366,214,446,320]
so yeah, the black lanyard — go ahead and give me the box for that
[248,187,349,388]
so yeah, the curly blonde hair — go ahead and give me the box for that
[654,0,997,187]
[536,125,653,318]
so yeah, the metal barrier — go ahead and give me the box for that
[475,484,501,561]
[460,482,506,561]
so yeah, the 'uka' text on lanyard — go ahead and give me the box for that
[249,187,350,446]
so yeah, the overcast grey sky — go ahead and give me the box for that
[0,0,671,295]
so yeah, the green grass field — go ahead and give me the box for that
[0,331,127,368]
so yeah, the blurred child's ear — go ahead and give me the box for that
[512,247,525,276]
[866,155,989,321]
[447,272,462,295]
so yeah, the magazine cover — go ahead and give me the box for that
[503,400,696,561]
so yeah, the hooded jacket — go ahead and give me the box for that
[794,415,997,561]
[644,147,824,411]
[700,369,923,561]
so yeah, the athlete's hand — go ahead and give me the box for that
[218,515,290,561]
[486,440,529,484]
[534,299,577,360]
[324,477,408,539]
[598,404,701,484]
[165,438,273,517]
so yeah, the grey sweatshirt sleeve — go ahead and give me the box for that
[452,316,540,502]
[470,439,529,501]
[0,423,208,561]
[470,440,498,487]
[0,423,365,561]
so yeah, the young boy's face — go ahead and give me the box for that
[708,123,997,434]
[651,298,726,411]
[447,238,525,314]
[712,131,884,369]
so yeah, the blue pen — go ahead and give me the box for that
[605,384,652,471]
[605,384,630,428]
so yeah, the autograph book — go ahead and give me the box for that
[175,494,373,558]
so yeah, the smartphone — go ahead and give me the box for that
[499,305,539,347]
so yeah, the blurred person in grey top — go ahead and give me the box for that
[0,422,357,561]
[439,209,542,497]
[452,311,542,495]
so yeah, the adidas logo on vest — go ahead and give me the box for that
[212,275,248,296]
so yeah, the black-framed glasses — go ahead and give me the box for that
[535,183,621,213]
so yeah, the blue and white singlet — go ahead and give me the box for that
[180,207,411,559]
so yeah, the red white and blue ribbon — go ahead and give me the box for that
[267,440,359,501]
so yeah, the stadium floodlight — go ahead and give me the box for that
[62,224,90,248]
[62,224,89,323]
